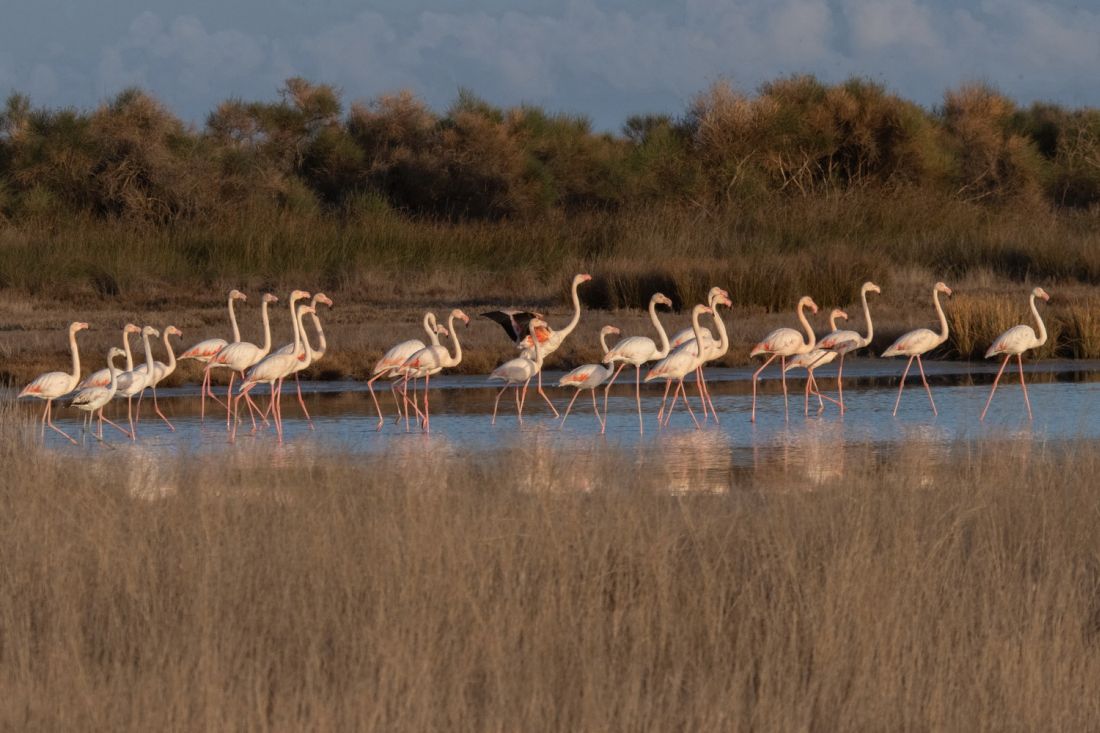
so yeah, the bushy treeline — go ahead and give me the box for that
[1,75,1098,226]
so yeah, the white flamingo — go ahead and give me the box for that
[980,286,1050,421]
[132,325,182,430]
[817,281,881,413]
[784,309,848,414]
[882,282,953,416]
[749,296,820,422]
[602,293,673,434]
[367,312,448,430]
[273,292,334,427]
[669,292,733,423]
[489,318,549,425]
[400,309,470,433]
[18,321,89,445]
[559,325,620,431]
[70,347,130,442]
[179,289,246,421]
[644,304,713,429]
[114,326,158,440]
[667,286,730,350]
[78,323,140,389]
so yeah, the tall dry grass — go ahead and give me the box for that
[2,404,1100,730]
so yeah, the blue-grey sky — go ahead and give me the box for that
[2,0,1098,130]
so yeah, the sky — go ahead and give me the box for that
[1,0,1098,130]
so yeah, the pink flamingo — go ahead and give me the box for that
[132,325,183,430]
[400,309,470,433]
[667,287,729,350]
[494,273,594,418]
[18,321,89,445]
[602,293,673,434]
[559,325,620,431]
[205,291,288,431]
[750,296,820,422]
[489,318,549,425]
[70,347,130,442]
[784,309,848,415]
[882,282,953,416]
[817,281,881,413]
[114,326,158,440]
[670,293,733,423]
[367,312,448,430]
[233,305,316,443]
[273,292,334,427]
[644,305,713,429]
[78,323,140,388]
[980,286,1050,421]
[179,289,246,421]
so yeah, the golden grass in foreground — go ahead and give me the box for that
[2,408,1100,729]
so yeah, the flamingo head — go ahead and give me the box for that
[832,308,849,322]
[290,289,311,301]
[300,306,316,317]
[864,281,882,295]
[108,347,126,360]
[71,321,90,332]
[435,324,450,337]
[708,286,730,304]
[315,293,334,308]
[600,325,621,337]
[693,304,713,318]
[528,317,549,332]
[124,323,141,334]
[1033,287,1051,302]
[575,273,593,285]
[653,293,673,309]
[452,309,471,326]
[230,289,247,301]
[166,325,183,338]
[717,294,733,308]
[262,293,279,304]
[935,282,953,297]
[142,326,160,338]
[798,296,819,315]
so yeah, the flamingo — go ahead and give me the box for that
[667,286,730,350]
[367,312,448,430]
[273,292,334,427]
[489,317,549,425]
[400,309,470,433]
[784,309,848,415]
[749,296,820,422]
[234,305,316,443]
[817,281,881,413]
[602,293,673,435]
[489,273,593,418]
[670,292,733,423]
[78,323,140,389]
[559,325,620,431]
[881,282,953,416]
[18,321,89,445]
[180,289,246,421]
[644,304,714,429]
[132,325,182,430]
[205,291,287,431]
[114,326,158,440]
[70,347,130,442]
[980,286,1051,421]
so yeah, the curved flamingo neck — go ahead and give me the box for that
[599,330,613,355]
[258,300,273,355]
[690,309,706,362]
[107,352,121,389]
[162,331,177,374]
[68,327,82,385]
[446,313,463,366]
[860,288,874,346]
[1030,293,1047,346]
[309,313,327,358]
[649,297,671,357]
[289,302,303,358]
[531,326,544,370]
[712,307,730,356]
[797,302,816,351]
[424,313,442,346]
[296,306,314,368]
[228,294,241,343]
[558,280,584,339]
[933,288,948,344]
[142,332,156,374]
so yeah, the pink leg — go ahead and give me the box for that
[837,355,846,414]
[701,369,718,424]
[422,373,431,433]
[664,382,681,426]
[695,367,710,423]
[1017,354,1032,420]
[225,373,235,431]
[560,390,581,429]
[536,371,558,417]
[367,373,386,430]
[45,400,77,445]
[893,356,914,416]
[634,366,643,436]
[127,396,137,441]
[492,385,508,425]
[810,373,840,408]
[602,363,626,416]
[136,390,144,426]
[591,389,604,431]
[915,356,937,416]
[101,412,131,439]
[677,380,701,429]
[516,383,526,425]
[274,380,284,443]
[751,354,778,423]
[780,356,789,421]
[804,369,812,415]
[656,379,673,425]
[294,373,313,429]
[980,355,1011,421]
[152,387,175,431]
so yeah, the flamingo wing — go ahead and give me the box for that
[985,325,1038,358]
[481,309,543,343]
[669,326,715,350]
[180,338,228,361]
[373,339,426,375]
[882,328,939,357]
[19,371,74,399]
[752,327,803,357]
[603,336,657,364]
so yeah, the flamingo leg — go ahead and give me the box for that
[294,373,314,430]
[893,356,915,416]
[701,369,718,424]
[152,386,175,431]
[837,355,846,414]
[677,380,701,430]
[517,381,527,425]
[225,373,235,431]
[45,400,77,445]
[492,385,508,425]
[535,371,558,417]
[656,380,673,425]
[136,390,144,426]
[367,373,387,430]
[591,389,604,431]
[602,363,626,416]
[560,390,581,429]
[664,381,681,427]
[695,367,710,423]
[980,354,1011,421]
[422,373,431,433]
[811,373,840,408]
[780,356,789,421]
[127,396,137,441]
[804,369,812,415]
[274,379,284,443]
[634,366,643,436]
[751,354,778,423]
[101,413,131,439]
[1017,354,1033,420]
[916,355,937,416]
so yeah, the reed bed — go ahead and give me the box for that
[2,403,1100,730]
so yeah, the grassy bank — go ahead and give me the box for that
[1,406,1099,729]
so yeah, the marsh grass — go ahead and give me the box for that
[2,402,1100,730]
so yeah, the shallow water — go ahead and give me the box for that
[11,358,1100,492]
